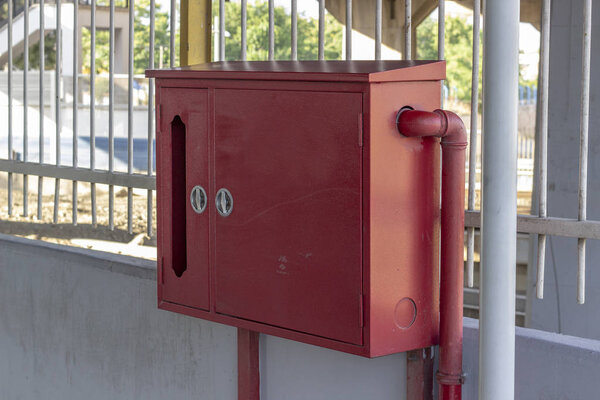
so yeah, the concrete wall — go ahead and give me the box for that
[527,0,600,340]
[0,234,406,400]
[462,318,600,400]
[3,234,600,399]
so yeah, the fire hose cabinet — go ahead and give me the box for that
[146,61,446,358]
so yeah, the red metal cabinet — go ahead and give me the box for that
[157,88,210,310]
[215,89,363,345]
[147,61,445,357]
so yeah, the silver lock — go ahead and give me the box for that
[216,188,233,217]
[190,185,207,214]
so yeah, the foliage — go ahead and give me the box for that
[519,50,538,88]
[0,1,8,24]
[81,0,174,74]
[13,31,57,70]
[417,15,482,103]
[96,0,128,7]
[220,1,343,61]
[6,0,517,110]
[133,0,174,72]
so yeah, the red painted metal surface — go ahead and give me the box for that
[146,60,445,83]
[238,328,260,400]
[215,89,363,345]
[148,61,451,358]
[367,81,441,357]
[407,348,434,400]
[396,108,467,400]
[157,88,210,310]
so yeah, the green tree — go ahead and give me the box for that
[417,15,482,103]
[9,0,56,70]
[417,17,438,60]
[133,0,173,73]
[519,50,538,88]
[81,0,174,74]
[81,28,110,74]
[12,31,57,70]
[220,1,343,61]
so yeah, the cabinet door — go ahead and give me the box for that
[214,89,363,345]
[158,88,209,310]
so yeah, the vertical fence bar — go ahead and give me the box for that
[577,0,592,305]
[536,0,551,298]
[72,0,79,225]
[148,0,155,237]
[127,0,135,234]
[438,0,445,59]
[108,0,115,230]
[219,0,225,61]
[170,0,175,67]
[345,0,351,60]
[318,0,324,60]
[54,0,62,223]
[240,0,247,60]
[479,0,519,398]
[438,0,445,107]
[375,0,381,60]
[38,0,45,220]
[268,0,274,60]
[404,0,411,60]
[7,0,13,216]
[23,0,29,217]
[466,0,480,288]
[90,0,97,226]
[291,0,297,60]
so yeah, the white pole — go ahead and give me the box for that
[479,0,519,398]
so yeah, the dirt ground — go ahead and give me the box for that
[0,172,532,260]
[0,173,157,259]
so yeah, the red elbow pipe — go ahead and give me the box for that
[396,107,467,400]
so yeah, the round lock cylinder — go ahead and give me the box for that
[216,188,233,217]
[190,185,207,214]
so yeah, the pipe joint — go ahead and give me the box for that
[395,107,467,147]
[436,370,465,386]
[436,109,468,148]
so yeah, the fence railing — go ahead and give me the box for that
[1,0,597,304]
[1,0,158,236]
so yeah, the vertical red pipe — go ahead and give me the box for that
[397,108,467,400]
[238,328,260,400]
[437,131,466,400]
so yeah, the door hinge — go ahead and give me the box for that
[358,113,364,147]
[160,256,165,284]
[359,294,364,327]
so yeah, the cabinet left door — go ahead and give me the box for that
[157,88,210,310]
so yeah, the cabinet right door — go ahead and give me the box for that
[214,88,363,345]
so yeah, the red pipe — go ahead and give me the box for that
[238,328,261,400]
[396,107,467,400]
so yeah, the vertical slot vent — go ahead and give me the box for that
[171,116,187,277]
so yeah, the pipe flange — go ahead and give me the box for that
[436,370,465,385]
[395,105,415,136]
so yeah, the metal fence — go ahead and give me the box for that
[463,0,598,306]
[0,0,421,240]
[1,0,597,297]
[216,0,398,62]
[2,0,598,397]
[1,0,157,236]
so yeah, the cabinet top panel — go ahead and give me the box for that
[146,60,445,83]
